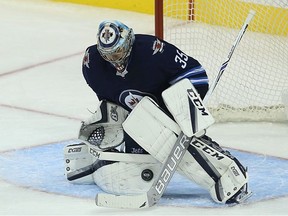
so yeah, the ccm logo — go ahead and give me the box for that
[155,135,189,194]
[89,148,100,158]
[191,139,224,161]
[187,88,208,116]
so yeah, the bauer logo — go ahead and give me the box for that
[155,134,189,195]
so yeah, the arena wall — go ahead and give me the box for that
[51,0,287,35]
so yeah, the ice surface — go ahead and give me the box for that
[0,0,287,215]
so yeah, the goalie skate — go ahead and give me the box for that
[226,182,252,205]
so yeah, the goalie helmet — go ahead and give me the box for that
[97,20,135,71]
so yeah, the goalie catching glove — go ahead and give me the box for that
[78,100,129,151]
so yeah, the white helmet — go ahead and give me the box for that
[97,20,135,69]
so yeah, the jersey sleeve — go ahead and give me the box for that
[153,37,208,87]
[82,45,104,101]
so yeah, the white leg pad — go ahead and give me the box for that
[64,143,94,184]
[177,153,216,191]
[209,161,249,203]
[123,96,181,163]
[122,96,216,192]
[190,137,249,203]
[93,161,161,195]
[123,96,248,203]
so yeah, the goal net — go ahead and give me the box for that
[155,0,288,122]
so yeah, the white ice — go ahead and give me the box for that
[0,0,288,215]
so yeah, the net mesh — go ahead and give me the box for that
[162,0,288,122]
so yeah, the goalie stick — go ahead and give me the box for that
[95,10,256,209]
[66,142,158,181]
[83,141,157,163]
[203,9,256,103]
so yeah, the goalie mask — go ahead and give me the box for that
[97,20,135,72]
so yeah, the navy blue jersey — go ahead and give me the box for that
[82,34,208,112]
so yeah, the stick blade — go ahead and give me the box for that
[96,193,151,209]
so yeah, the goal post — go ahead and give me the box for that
[155,0,164,39]
[154,0,288,122]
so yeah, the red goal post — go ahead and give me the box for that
[155,0,195,39]
[154,0,288,122]
[155,0,163,39]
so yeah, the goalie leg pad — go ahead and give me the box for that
[93,161,162,195]
[123,96,181,163]
[64,143,94,184]
[123,96,249,204]
[189,136,249,204]
[162,78,215,137]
